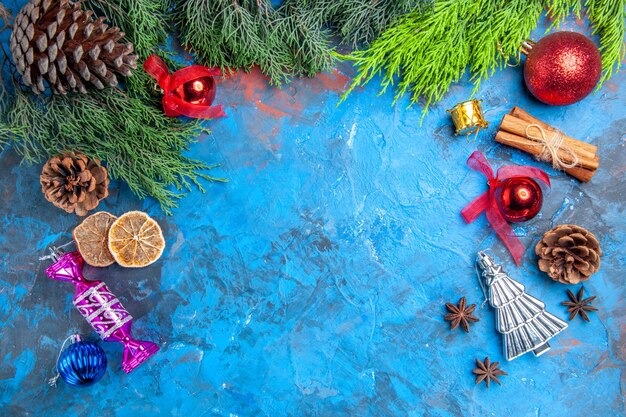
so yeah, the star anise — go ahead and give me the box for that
[562,286,598,322]
[473,357,507,388]
[444,296,479,333]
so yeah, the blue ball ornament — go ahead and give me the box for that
[58,340,107,387]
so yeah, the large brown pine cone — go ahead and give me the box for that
[40,152,110,216]
[535,224,602,284]
[9,0,137,94]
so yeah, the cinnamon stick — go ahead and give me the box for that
[495,131,596,182]
[509,107,597,154]
[500,114,599,166]
[499,115,599,170]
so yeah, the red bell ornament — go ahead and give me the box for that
[144,55,226,119]
[175,77,216,106]
[461,151,550,265]
[522,32,602,106]
[495,177,543,223]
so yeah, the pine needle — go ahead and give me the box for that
[170,0,334,85]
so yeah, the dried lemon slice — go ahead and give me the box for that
[72,212,118,267]
[108,211,165,268]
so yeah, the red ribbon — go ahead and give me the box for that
[461,151,550,266]
[143,54,226,119]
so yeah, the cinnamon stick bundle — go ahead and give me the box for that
[495,107,599,182]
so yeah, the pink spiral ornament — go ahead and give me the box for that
[45,250,159,373]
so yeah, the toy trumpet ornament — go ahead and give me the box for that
[43,246,159,373]
[476,251,567,361]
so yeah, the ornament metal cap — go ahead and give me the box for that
[40,242,74,262]
[520,40,536,56]
[447,99,489,136]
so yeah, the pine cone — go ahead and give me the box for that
[40,152,110,216]
[9,0,137,94]
[535,224,602,284]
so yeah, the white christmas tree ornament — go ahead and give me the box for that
[476,251,568,361]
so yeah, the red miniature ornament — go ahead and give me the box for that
[144,55,226,119]
[495,177,543,223]
[522,32,602,106]
[461,151,550,266]
[175,77,216,106]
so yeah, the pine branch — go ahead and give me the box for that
[0,0,225,214]
[170,0,333,85]
[339,0,466,113]
[0,88,223,214]
[340,0,624,115]
[282,0,432,47]
[275,3,333,78]
[341,0,542,114]
[469,1,544,86]
[585,0,625,85]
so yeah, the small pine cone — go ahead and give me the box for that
[535,224,602,284]
[40,152,110,216]
[9,0,137,94]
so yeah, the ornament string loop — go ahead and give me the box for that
[39,242,73,262]
[524,124,580,170]
[48,334,81,387]
[143,54,226,119]
[497,42,521,67]
[461,151,550,266]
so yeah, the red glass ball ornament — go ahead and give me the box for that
[174,76,216,106]
[523,31,602,106]
[495,177,543,223]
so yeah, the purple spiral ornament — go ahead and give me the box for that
[45,250,159,373]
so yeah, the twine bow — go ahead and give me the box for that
[461,151,550,266]
[525,124,579,170]
[144,54,226,119]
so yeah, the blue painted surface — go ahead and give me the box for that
[0,5,625,417]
